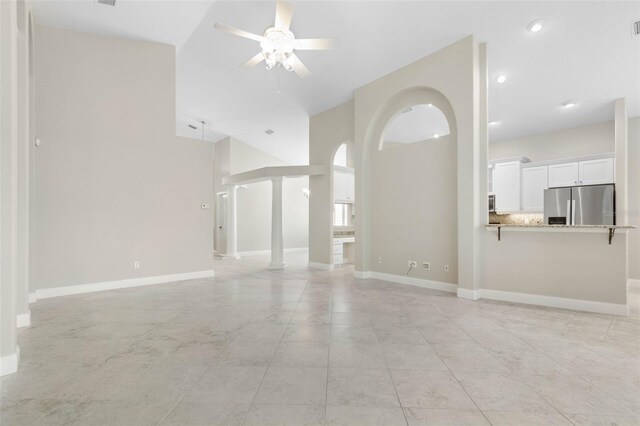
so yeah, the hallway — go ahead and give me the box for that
[1,253,639,425]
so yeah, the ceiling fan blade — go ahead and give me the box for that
[274,1,293,31]
[294,38,339,50]
[240,52,265,69]
[288,53,310,78]
[214,23,264,42]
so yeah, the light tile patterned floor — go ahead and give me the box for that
[1,252,639,425]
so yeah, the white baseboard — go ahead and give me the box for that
[353,270,372,279]
[457,288,479,300]
[16,310,31,328]
[221,253,241,260]
[628,279,640,290]
[0,345,20,376]
[28,292,37,304]
[239,247,308,256]
[35,270,215,300]
[478,288,628,316]
[308,262,334,270]
[354,270,457,293]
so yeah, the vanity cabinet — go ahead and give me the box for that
[521,166,548,212]
[334,168,355,202]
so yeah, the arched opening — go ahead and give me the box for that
[381,103,451,150]
[361,86,458,283]
[330,141,355,267]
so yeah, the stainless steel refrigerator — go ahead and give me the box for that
[543,184,615,225]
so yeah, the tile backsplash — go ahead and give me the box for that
[489,213,544,225]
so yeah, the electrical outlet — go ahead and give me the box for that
[377,257,382,264]
[422,262,431,270]
[408,260,417,268]
[444,264,450,272]
[134,261,140,269]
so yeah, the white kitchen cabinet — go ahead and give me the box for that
[521,166,548,212]
[548,162,579,187]
[493,161,521,212]
[333,169,354,202]
[578,158,614,185]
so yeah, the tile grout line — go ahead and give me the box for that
[239,275,312,426]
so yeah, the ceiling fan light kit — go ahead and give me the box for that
[214,0,337,78]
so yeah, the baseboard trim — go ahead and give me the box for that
[35,270,215,300]
[308,262,334,270]
[16,310,31,328]
[628,279,640,290]
[356,271,457,294]
[353,270,372,279]
[457,288,479,300]
[478,288,628,316]
[239,248,308,256]
[28,292,37,304]
[0,345,20,376]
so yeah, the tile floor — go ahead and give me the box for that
[1,252,639,425]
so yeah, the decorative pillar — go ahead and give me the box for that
[268,177,285,269]
[224,185,240,259]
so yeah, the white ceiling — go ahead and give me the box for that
[33,1,640,165]
[383,104,450,144]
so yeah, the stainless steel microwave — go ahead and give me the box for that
[488,193,496,213]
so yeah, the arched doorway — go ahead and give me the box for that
[330,141,355,267]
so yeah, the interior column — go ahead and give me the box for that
[224,184,240,259]
[268,176,286,269]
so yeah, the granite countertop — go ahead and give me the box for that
[485,224,635,229]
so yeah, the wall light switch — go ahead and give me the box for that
[134,261,140,269]
[422,262,431,270]
[201,203,210,209]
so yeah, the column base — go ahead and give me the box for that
[221,253,241,260]
[267,262,286,270]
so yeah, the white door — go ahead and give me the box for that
[548,162,579,187]
[579,158,614,185]
[521,166,548,212]
[493,161,521,212]
[215,193,227,254]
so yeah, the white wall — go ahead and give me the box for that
[489,120,615,162]
[628,117,640,280]
[33,26,214,291]
[214,136,309,253]
[309,100,354,266]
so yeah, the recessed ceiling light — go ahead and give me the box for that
[561,101,577,109]
[488,120,500,126]
[433,133,440,139]
[495,74,507,84]
[265,129,275,135]
[527,20,545,33]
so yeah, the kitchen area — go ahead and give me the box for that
[481,101,635,315]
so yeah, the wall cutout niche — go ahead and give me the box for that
[381,104,450,150]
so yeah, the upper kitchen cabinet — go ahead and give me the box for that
[578,158,614,185]
[548,162,579,187]
[493,161,522,213]
[548,157,614,187]
[521,165,548,212]
[334,168,355,203]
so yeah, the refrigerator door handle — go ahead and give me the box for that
[566,200,571,224]
[571,200,576,225]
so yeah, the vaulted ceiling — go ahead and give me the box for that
[33,1,640,164]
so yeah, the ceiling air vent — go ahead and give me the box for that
[96,0,116,6]
[265,129,275,135]
[633,20,640,37]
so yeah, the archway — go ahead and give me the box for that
[329,141,356,267]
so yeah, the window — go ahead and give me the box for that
[333,203,350,226]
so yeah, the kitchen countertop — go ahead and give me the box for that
[485,224,634,229]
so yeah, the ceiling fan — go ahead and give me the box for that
[213,0,338,78]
